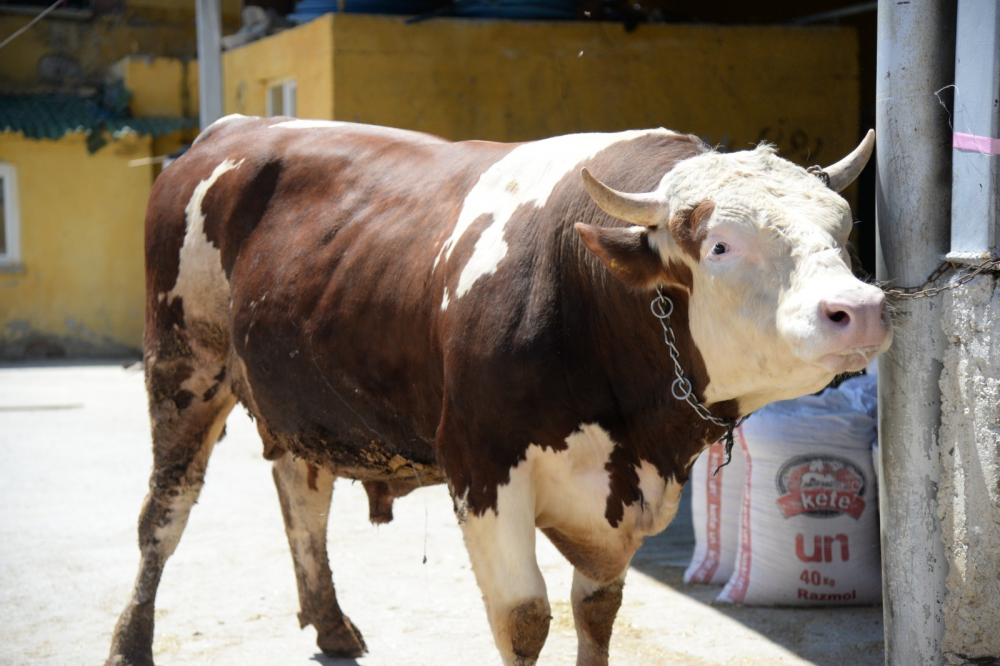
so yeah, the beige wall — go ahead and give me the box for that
[111,56,200,157]
[223,15,335,120]
[0,133,152,357]
[222,15,858,170]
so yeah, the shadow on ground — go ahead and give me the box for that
[310,655,361,666]
[631,486,884,666]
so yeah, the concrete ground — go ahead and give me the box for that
[0,363,884,665]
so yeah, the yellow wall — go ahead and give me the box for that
[111,56,200,157]
[112,56,191,118]
[223,14,335,120]
[222,15,858,168]
[0,133,152,358]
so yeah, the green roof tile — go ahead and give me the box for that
[0,93,195,145]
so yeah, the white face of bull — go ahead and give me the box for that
[578,133,891,414]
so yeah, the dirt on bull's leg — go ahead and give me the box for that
[571,570,625,666]
[106,357,236,666]
[509,597,552,666]
[272,454,367,658]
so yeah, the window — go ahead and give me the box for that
[266,80,297,118]
[0,162,22,271]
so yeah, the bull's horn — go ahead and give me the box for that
[581,168,661,225]
[816,129,875,193]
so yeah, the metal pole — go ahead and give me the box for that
[196,0,224,128]
[875,2,955,665]
[948,0,1000,265]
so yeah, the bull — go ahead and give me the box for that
[107,116,889,666]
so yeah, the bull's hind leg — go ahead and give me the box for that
[272,453,367,657]
[107,360,236,666]
[571,569,626,666]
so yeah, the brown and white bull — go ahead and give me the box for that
[107,116,889,666]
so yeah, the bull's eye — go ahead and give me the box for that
[711,242,728,255]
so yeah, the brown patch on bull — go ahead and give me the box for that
[542,528,632,585]
[306,463,319,491]
[509,598,552,665]
[603,445,643,528]
[575,579,624,662]
[669,200,715,261]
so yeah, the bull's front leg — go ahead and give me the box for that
[456,467,551,666]
[571,568,626,666]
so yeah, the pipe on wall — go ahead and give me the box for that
[948,0,1000,265]
[197,0,225,128]
[875,1,955,664]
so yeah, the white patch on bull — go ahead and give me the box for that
[437,129,676,309]
[460,460,548,657]
[634,459,682,535]
[271,119,442,144]
[440,286,449,312]
[167,158,244,326]
[530,424,685,546]
[464,424,682,595]
[192,114,249,146]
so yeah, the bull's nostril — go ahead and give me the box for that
[829,310,850,324]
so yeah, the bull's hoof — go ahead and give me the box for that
[105,653,153,666]
[316,615,367,658]
[106,601,155,666]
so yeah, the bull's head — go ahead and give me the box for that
[576,131,890,413]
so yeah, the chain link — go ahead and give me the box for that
[651,289,732,428]
[881,259,1000,300]
[651,289,748,475]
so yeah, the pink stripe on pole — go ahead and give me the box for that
[953,132,1000,155]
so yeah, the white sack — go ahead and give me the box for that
[684,440,746,584]
[718,374,881,606]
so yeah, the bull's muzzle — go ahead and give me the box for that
[817,288,891,372]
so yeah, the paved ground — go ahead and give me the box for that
[0,363,884,665]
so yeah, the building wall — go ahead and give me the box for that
[111,55,201,157]
[939,277,1000,663]
[0,1,240,88]
[223,14,335,120]
[223,15,858,172]
[0,133,153,358]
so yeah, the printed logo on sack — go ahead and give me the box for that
[775,455,867,519]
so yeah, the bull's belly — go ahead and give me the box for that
[228,345,445,485]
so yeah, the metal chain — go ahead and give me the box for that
[651,288,748,475]
[881,258,1000,300]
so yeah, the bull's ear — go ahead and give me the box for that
[575,223,665,288]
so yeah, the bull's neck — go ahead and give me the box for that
[566,233,737,479]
